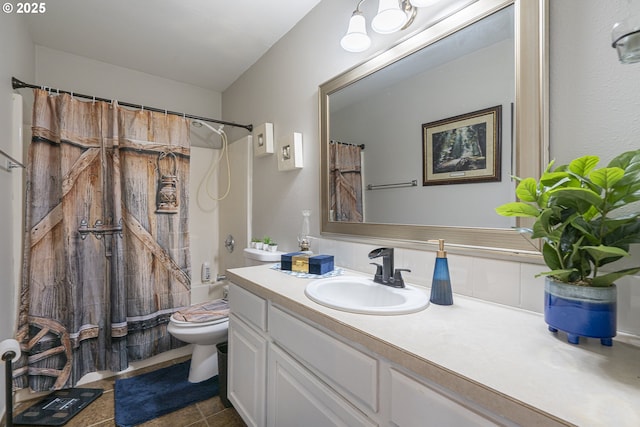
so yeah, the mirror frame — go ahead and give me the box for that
[319,0,548,254]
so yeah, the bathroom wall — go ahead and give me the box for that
[222,0,640,337]
[0,11,34,417]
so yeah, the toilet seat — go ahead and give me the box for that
[169,314,228,327]
[171,298,229,324]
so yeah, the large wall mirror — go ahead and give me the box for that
[320,0,548,253]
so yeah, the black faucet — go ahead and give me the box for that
[368,247,409,288]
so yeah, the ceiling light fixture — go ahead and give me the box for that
[341,0,441,52]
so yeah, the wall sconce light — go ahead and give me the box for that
[341,0,443,52]
[612,21,640,63]
[612,3,640,64]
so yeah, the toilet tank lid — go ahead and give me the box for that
[244,247,283,262]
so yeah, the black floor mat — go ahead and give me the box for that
[13,388,103,426]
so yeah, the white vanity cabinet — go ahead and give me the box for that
[229,282,509,427]
[228,284,268,427]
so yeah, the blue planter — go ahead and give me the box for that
[544,278,617,346]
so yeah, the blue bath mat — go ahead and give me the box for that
[114,360,219,427]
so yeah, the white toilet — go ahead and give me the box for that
[168,249,283,383]
[168,300,229,383]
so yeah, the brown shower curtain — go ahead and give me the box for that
[329,142,363,222]
[14,89,191,391]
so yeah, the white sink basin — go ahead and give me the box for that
[304,276,429,315]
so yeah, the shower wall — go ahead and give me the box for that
[189,145,223,303]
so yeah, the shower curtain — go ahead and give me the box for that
[14,89,191,391]
[329,142,363,222]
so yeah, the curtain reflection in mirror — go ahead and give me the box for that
[329,141,364,222]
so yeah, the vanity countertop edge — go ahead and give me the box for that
[226,264,640,427]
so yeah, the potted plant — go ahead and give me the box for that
[251,237,262,250]
[261,236,273,251]
[496,150,640,346]
[268,242,278,252]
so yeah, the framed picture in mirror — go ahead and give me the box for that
[422,105,501,186]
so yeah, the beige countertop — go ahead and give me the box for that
[227,264,640,427]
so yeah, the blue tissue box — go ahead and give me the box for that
[281,252,304,271]
[309,254,334,275]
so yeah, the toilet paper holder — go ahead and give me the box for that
[1,338,21,427]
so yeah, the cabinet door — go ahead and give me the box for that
[229,314,267,427]
[389,368,502,427]
[267,344,377,427]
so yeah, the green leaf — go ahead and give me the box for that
[608,149,640,189]
[549,187,603,212]
[608,149,640,174]
[544,159,556,173]
[515,177,538,202]
[590,267,640,287]
[540,171,571,188]
[495,202,539,217]
[589,167,624,190]
[617,220,640,244]
[535,269,577,282]
[531,219,556,240]
[569,155,600,177]
[603,218,640,246]
[583,245,629,263]
[569,217,597,241]
[542,242,563,270]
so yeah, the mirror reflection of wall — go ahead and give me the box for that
[330,6,514,228]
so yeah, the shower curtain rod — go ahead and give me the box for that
[11,77,253,132]
[330,139,365,150]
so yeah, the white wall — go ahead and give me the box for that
[34,46,221,124]
[0,11,34,418]
[549,1,640,164]
[223,0,640,336]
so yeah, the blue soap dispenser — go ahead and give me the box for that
[430,239,453,305]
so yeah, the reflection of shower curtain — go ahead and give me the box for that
[329,142,363,222]
[15,89,191,391]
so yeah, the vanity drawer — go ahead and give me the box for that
[269,305,378,413]
[229,283,267,331]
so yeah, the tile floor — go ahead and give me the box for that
[11,356,247,427]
